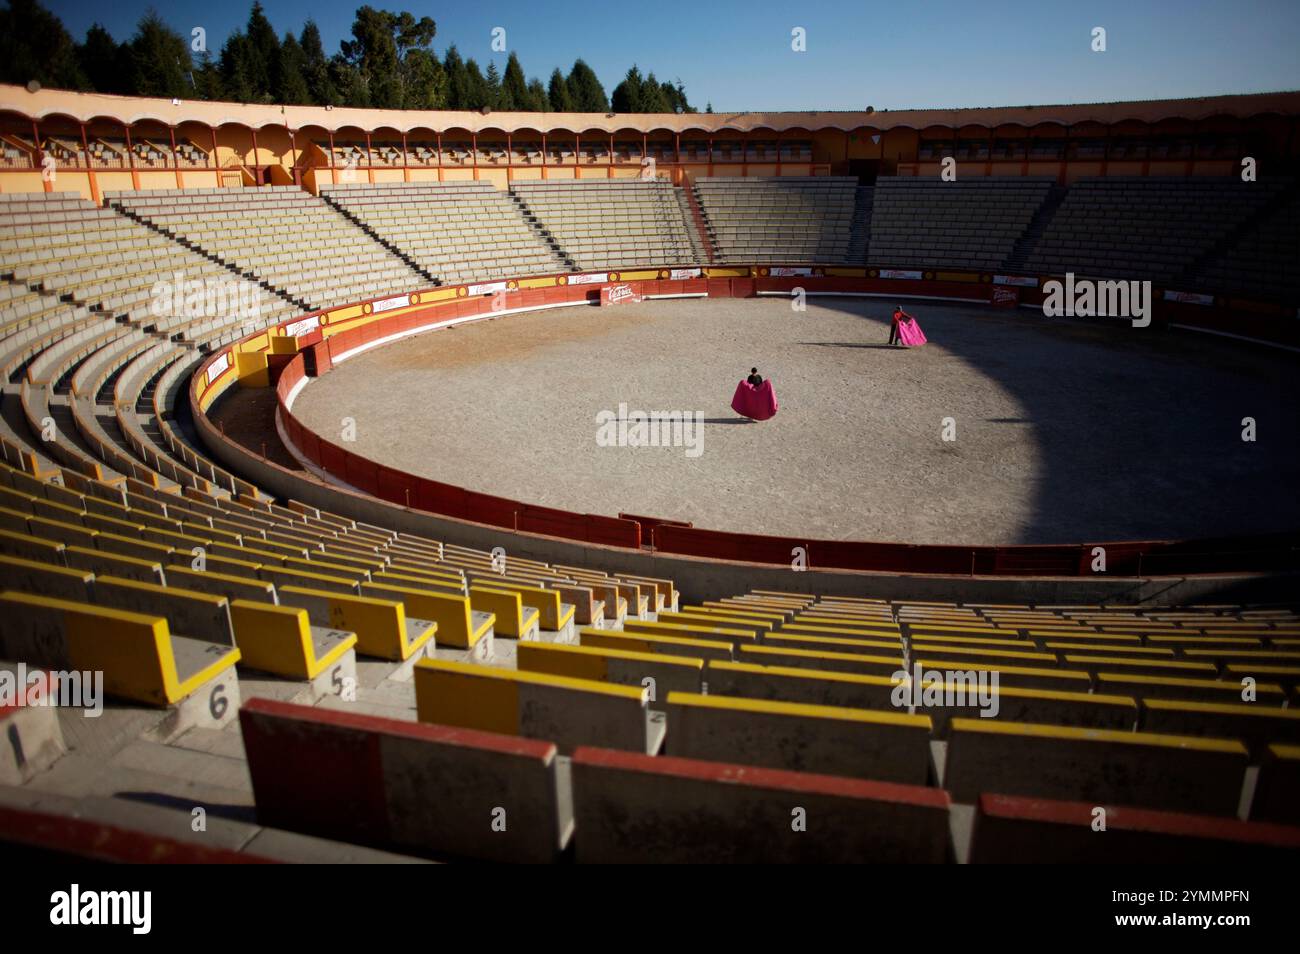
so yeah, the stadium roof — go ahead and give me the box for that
[2,85,1298,133]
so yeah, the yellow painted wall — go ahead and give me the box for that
[138,171,177,189]
[0,171,45,194]
[50,172,92,198]
[179,170,220,189]
[95,171,135,193]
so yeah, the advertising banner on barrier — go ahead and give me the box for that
[669,267,702,280]
[568,273,609,285]
[207,352,230,379]
[468,281,509,296]
[991,286,1020,307]
[1163,289,1215,306]
[372,294,411,313]
[993,274,1039,287]
[600,283,643,307]
[770,266,813,277]
[879,269,924,280]
[284,315,321,337]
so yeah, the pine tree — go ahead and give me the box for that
[127,12,192,99]
[443,45,469,109]
[611,65,644,112]
[526,78,549,112]
[566,59,608,112]
[402,48,446,109]
[193,50,225,101]
[547,67,573,112]
[244,2,280,101]
[463,59,489,109]
[300,21,339,105]
[640,72,673,113]
[0,0,88,90]
[500,52,529,111]
[78,23,128,94]
[275,33,311,105]
[484,61,502,109]
[219,33,255,102]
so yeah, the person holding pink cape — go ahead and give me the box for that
[890,305,928,347]
[732,367,779,421]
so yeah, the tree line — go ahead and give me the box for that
[0,0,709,113]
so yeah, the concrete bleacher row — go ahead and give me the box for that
[3,553,1298,861]
[1024,175,1294,286]
[108,186,429,311]
[694,176,863,264]
[1190,188,1300,304]
[0,194,295,354]
[869,177,1056,270]
[511,179,699,271]
[11,176,1298,312]
[321,181,566,286]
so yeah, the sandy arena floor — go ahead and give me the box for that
[288,297,1300,546]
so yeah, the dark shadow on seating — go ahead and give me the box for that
[986,417,1032,423]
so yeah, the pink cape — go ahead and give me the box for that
[897,317,928,347]
[731,379,779,421]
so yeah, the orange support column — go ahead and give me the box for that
[32,119,51,193]
[170,125,183,188]
[124,123,140,190]
[79,123,100,204]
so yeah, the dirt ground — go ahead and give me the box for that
[286,296,1300,546]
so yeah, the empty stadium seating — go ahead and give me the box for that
[868,176,1055,270]
[321,181,566,285]
[694,176,862,263]
[109,187,428,310]
[1190,188,1300,303]
[512,179,699,270]
[1023,176,1293,283]
[1,165,1299,864]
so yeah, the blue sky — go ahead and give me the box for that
[43,0,1300,111]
